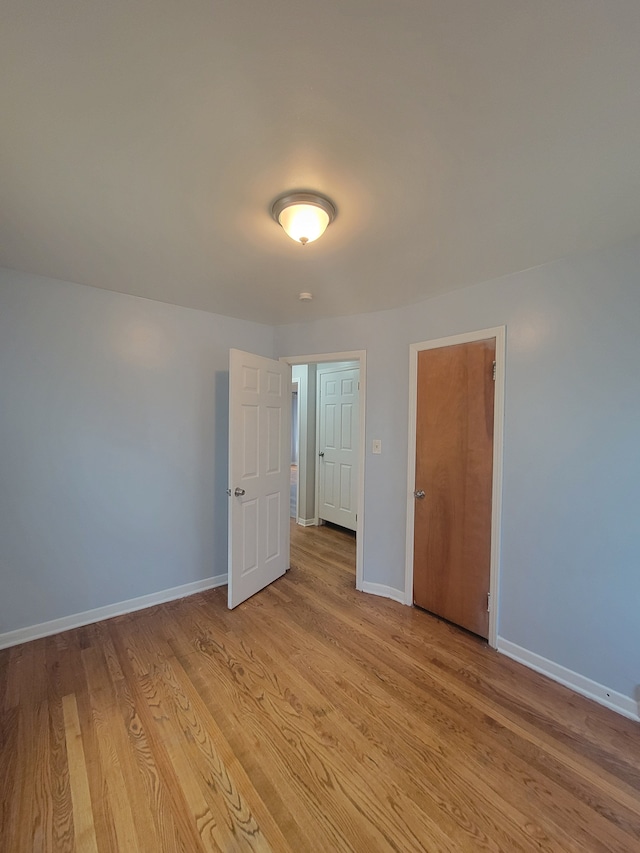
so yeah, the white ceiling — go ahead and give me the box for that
[2,1,640,325]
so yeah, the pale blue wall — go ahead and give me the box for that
[0,269,274,632]
[275,240,640,702]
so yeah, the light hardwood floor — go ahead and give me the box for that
[1,522,639,852]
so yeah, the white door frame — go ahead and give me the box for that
[291,380,299,521]
[404,327,505,648]
[281,351,366,593]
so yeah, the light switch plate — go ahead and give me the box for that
[372,439,382,454]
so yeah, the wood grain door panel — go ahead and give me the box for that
[413,339,495,638]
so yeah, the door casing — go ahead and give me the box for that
[405,327,505,648]
[281,351,366,593]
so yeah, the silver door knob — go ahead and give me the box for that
[318,451,325,457]
[414,489,425,499]
[234,487,246,497]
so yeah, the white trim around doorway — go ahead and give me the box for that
[404,327,505,648]
[281,351,366,594]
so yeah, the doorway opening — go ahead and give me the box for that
[281,351,366,592]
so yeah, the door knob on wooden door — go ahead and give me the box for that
[414,489,425,499]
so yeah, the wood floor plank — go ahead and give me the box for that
[281,546,640,820]
[108,666,186,853]
[43,636,82,852]
[291,543,640,788]
[0,646,11,709]
[81,644,156,853]
[2,645,23,711]
[72,677,121,853]
[46,693,75,853]
[62,693,99,853]
[195,605,544,853]
[172,645,319,852]
[232,601,580,850]
[273,562,640,849]
[30,698,55,852]
[2,521,639,852]
[108,627,213,853]
[158,651,297,851]
[152,653,284,852]
[7,640,47,851]
[167,616,408,852]
[246,593,632,852]
[114,616,266,851]
[186,607,577,849]
[0,704,20,851]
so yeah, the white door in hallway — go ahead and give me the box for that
[317,365,359,531]
[228,349,290,609]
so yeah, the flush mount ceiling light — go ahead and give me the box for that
[271,191,337,246]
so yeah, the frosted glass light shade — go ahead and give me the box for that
[278,203,329,244]
[271,192,336,245]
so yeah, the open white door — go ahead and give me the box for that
[228,349,291,609]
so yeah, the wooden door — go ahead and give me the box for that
[413,339,495,637]
[228,349,290,609]
[317,366,359,531]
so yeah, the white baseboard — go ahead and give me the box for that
[361,581,407,606]
[497,637,639,723]
[296,518,317,527]
[0,574,228,650]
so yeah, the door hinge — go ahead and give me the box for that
[487,592,492,612]
[492,361,496,381]
[357,381,360,390]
